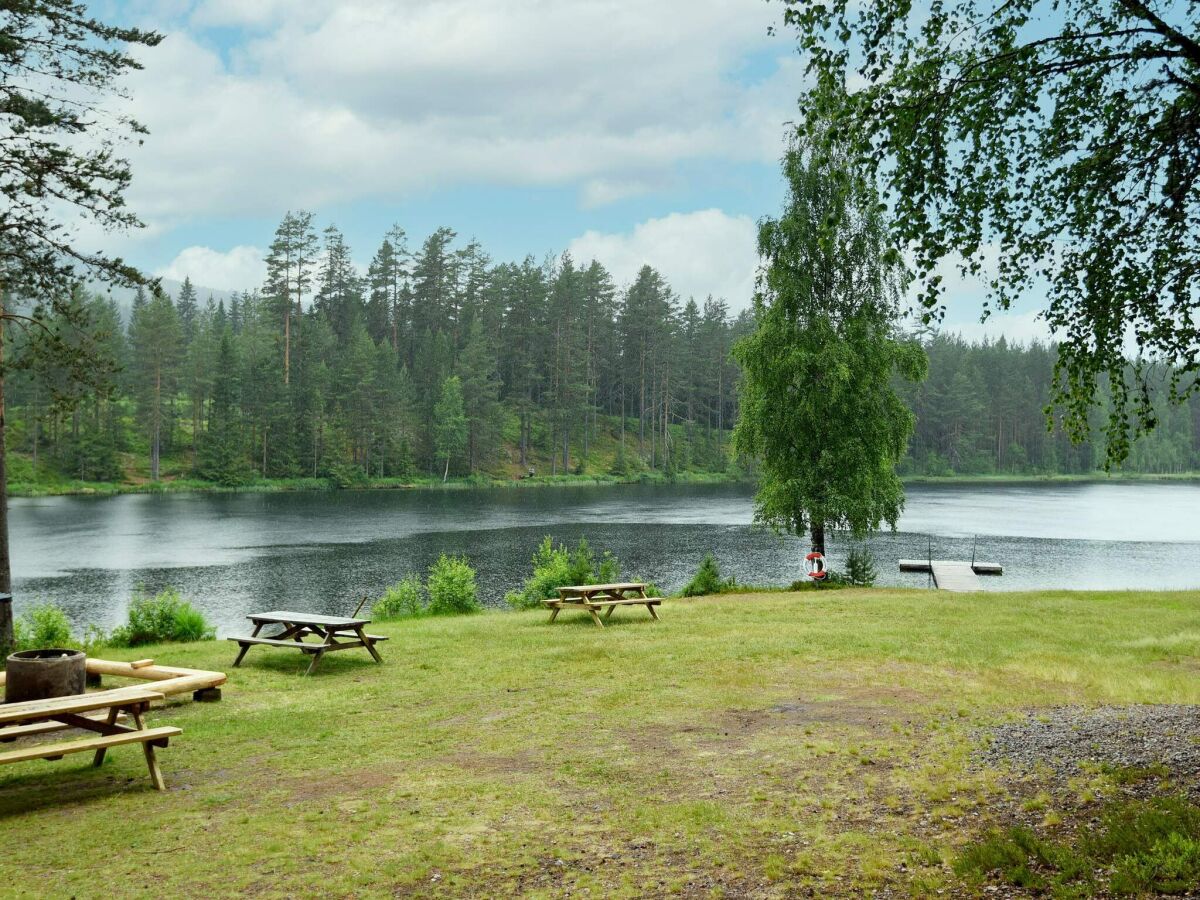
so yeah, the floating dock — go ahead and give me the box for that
[898,559,1003,591]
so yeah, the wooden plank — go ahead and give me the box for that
[930,561,983,591]
[586,598,661,608]
[0,712,128,742]
[247,611,370,628]
[225,637,328,651]
[558,583,646,593]
[0,726,181,765]
[130,659,155,669]
[899,559,1003,575]
[0,688,163,726]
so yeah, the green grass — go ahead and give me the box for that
[6,467,747,498]
[900,471,1200,484]
[0,588,1196,897]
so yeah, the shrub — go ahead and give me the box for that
[426,554,480,615]
[506,537,620,610]
[681,553,735,597]
[374,575,426,619]
[12,603,77,651]
[109,586,215,647]
[956,795,1200,896]
[844,546,878,586]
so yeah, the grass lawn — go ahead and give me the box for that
[0,588,1196,897]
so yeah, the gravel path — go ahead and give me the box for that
[979,705,1200,789]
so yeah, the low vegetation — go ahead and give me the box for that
[505,537,621,609]
[372,574,426,620]
[957,795,1200,895]
[10,587,216,653]
[107,587,215,647]
[843,546,878,587]
[425,554,480,616]
[680,552,737,597]
[11,603,80,652]
[0,588,1195,896]
[373,555,480,619]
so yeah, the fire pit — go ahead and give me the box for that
[4,648,86,704]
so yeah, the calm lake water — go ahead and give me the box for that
[9,481,1200,635]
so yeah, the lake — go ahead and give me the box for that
[9,481,1200,635]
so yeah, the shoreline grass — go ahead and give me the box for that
[9,468,1200,499]
[0,588,1195,896]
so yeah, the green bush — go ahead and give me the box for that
[426,555,480,615]
[374,575,426,619]
[108,586,215,647]
[12,603,77,651]
[505,537,620,610]
[956,795,1200,896]
[845,546,878,586]
[680,553,735,597]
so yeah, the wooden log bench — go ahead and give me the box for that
[544,583,662,628]
[0,687,180,791]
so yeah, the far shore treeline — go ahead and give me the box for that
[7,217,1200,491]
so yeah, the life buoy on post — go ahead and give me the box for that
[805,552,827,580]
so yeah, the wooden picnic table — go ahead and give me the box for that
[0,686,180,791]
[544,582,661,628]
[228,610,389,675]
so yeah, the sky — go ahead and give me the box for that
[89,0,1046,340]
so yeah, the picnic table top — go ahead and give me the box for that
[247,610,370,627]
[557,582,648,593]
[0,686,165,725]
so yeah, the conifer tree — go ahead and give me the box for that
[433,375,468,482]
[458,318,503,472]
[198,333,247,485]
[264,211,318,384]
[176,276,199,343]
[129,288,183,480]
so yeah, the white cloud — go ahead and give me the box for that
[110,2,794,224]
[569,209,758,307]
[157,245,266,292]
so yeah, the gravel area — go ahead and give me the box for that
[979,705,1200,789]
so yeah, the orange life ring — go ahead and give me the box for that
[805,552,827,579]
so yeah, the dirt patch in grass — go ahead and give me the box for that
[724,686,929,735]
[447,748,545,777]
[278,766,399,805]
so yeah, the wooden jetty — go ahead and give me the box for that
[899,559,1003,591]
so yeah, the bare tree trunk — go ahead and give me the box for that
[0,288,12,654]
[811,521,826,556]
[151,367,162,480]
[442,455,450,483]
[283,306,291,385]
[31,384,38,471]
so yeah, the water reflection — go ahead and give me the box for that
[9,481,1200,634]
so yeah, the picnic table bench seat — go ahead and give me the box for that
[0,687,179,791]
[0,727,180,765]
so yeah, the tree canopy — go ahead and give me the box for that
[734,127,927,557]
[777,0,1200,465]
[0,0,161,651]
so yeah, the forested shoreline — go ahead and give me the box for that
[7,216,1200,494]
